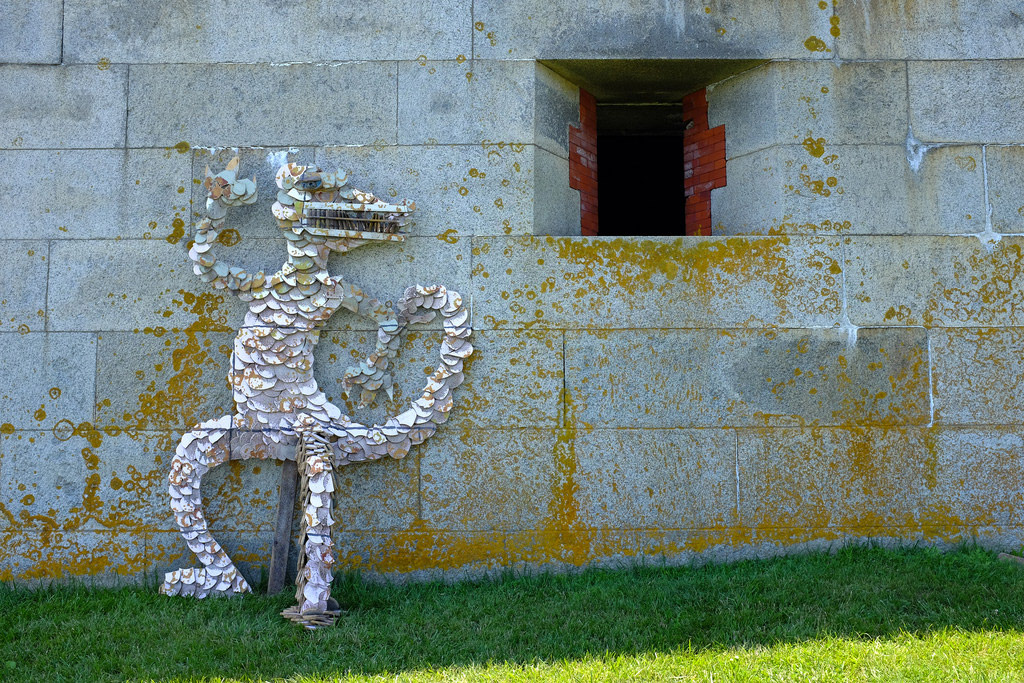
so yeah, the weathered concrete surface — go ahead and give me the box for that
[925,428,1024,529]
[738,427,927,537]
[64,0,470,63]
[7,0,1024,585]
[48,240,220,332]
[0,243,48,333]
[0,149,193,240]
[986,146,1024,234]
[847,236,1024,327]
[909,61,1024,143]
[398,61,535,146]
[94,331,235,432]
[473,236,843,329]
[332,529,505,578]
[0,0,62,64]
[316,144,536,237]
[565,327,930,429]
[0,66,127,149]
[931,328,1024,426]
[0,432,89,533]
[709,61,907,160]
[128,63,397,147]
[0,333,96,429]
[713,144,986,235]
[836,0,1024,60]
[573,428,737,529]
[0,529,146,584]
[473,0,834,60]
[420,428,560,531]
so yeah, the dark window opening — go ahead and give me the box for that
[596,104,688,237]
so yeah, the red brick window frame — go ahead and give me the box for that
[570,87,726,237]
[569,89,598,237]
[683,89,726,236]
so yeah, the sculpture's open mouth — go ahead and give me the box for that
[298,200,413,241]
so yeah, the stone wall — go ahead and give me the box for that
[1,0,1022,584]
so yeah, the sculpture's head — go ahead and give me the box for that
[272,163,414,253]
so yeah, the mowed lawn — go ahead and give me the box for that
[3,546,1024,681]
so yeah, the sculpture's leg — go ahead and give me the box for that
[282,422,339,629]
[160,416,253,597]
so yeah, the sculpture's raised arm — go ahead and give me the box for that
[188,157,265,298]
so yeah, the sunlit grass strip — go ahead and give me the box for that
[2,546,1023,681]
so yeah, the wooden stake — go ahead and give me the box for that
[267,459,299,595]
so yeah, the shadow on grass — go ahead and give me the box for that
[2,545,1023,680]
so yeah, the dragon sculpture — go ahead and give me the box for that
[159,157,473,627]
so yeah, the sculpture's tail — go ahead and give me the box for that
[328,284,472,464]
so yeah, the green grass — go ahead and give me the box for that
[2,545,1024,681]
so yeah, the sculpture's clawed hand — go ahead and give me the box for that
[342,364,394,409]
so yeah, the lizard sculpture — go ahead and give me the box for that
[160,158,472,625]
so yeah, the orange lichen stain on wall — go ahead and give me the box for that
[437,228,459,244]
[804,36,830,52]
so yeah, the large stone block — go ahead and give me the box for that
[472,0,833,59]
[0,0,62,64]
[472,235,843,329]
[573,428,737,529]
[737,427,928,533]
[95,330,234,432]
[128,63,397,148]
[0,430,175,535]
[0,149,192,241]
[847,236,1024,327]
[398,60,534,145]
[64,0,470,63]
[909,61,1024,143]
[986,145,1024,235]
[0,333,96,429]
[931,328,1024,426]
[0,529,146,584]
[924,428,1024,529]
[712,144,986,236]
[0,65,127,149]
[0,241,48,332]
[836,0,1024,60]
[314,329,563,429]
[48,239,248,332]
[420,428,560,532]
[0,432,88,532]
[565,327,930,429]
[333,528,506,578]
[316,143,535,237]
[709,61,907,160]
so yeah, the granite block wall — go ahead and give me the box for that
[1,0,1023,584]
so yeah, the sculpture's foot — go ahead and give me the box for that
[159,566,251,598]
[281,600,342,630]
